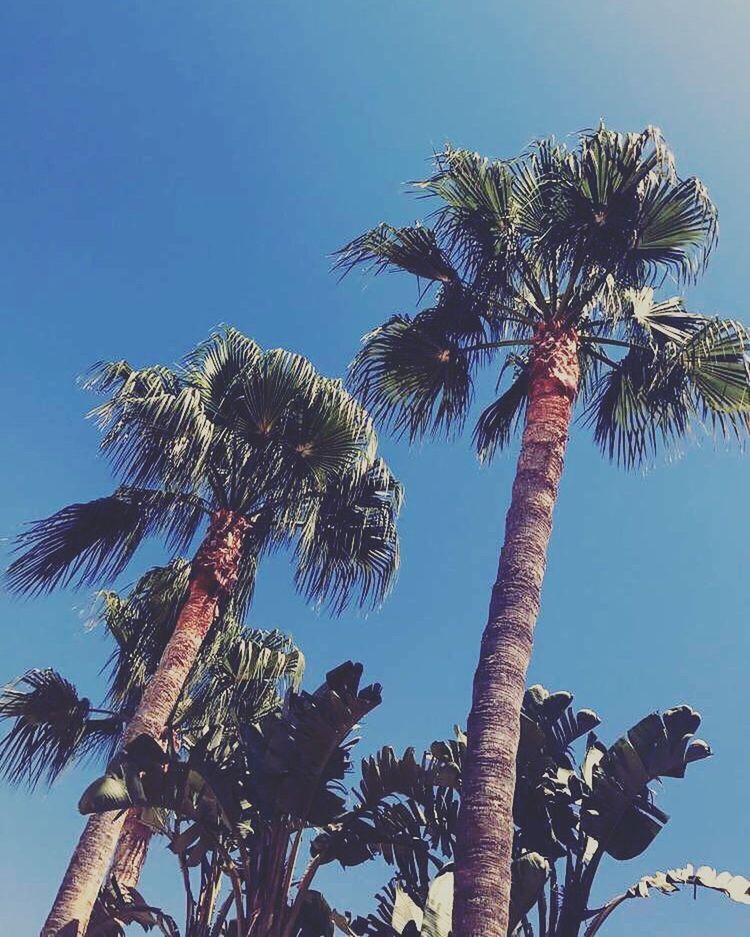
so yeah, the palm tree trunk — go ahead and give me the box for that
[41,509,251,937]
[453,325,579,937]
[108,809,153,892]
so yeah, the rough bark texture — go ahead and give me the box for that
[108,809,153,891]
[453,325,580,937]
[41,510,250,937]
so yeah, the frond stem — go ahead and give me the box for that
[482,301,538,328]
[517,251,550,318]
[462,339,534,354]
[588,337,647,351]
[583,347,619,370]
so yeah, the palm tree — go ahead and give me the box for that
[7,327,401,937]
[0,558,304,899]
[335,125,750,937]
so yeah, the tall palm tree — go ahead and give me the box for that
[0,558,304,898]
[7,327,401,937]
[335,125,750,937]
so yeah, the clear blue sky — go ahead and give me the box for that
[1,2,749,934]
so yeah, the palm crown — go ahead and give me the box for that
[0,559,304,790]
[7,327,401,611]
[336,125,750,465]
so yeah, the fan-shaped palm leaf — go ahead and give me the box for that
[350,315,475,440]
[295,458,402,612]
[7,488,206,595]
[0,670,121,787]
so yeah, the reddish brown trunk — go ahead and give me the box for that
[108,809,153,892]
[41,510,250,937]
[453,325,579,937]
[82,811,153,937]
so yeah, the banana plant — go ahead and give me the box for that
[348,686,736,937]
[79,661,451,937]
[584,864,750,936]
[366,854,550,937]
[55,669,746,937]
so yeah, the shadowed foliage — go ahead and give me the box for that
[0,560,304,792]
[352,687,737,937]
[78,662,443,937]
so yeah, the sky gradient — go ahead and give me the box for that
[1,2,749,934]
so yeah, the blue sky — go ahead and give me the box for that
[1,1,749,934]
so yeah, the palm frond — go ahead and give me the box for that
[229,537,262,617]
[334,223,457,283]
[177,625,304,730]
[512,137,577,270]
[182,326,263,428]
[89,362,215,493]
[585,313,750,466]
[218,348,329,507]
[618,288,705,345]
[633,174,718,283]
[0,670,121,787]
[7,488,206,595]
[349,314,474,441]
[473,363,529,462]
[232,347,320,444]
[295,458,402,613]
[100,559,192,714]
[681,317,750,425]
[544,125,716,300]
[414,147,516,286]
[276,375,377,491]
[583,347,676,468]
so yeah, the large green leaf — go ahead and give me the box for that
[383,853,548,937]
[390,870,453,937]
[87,882,180,937]
[508,853,550,932]
[580,706,710,860]
[586,863,750,936]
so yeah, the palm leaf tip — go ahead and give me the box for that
[584,313,750,468]
[6,489,204,596]
[0,670,120,788]
[79,359,134,394]
[6,496,151,595]
[334,223,457,284]
[473,365,529,462]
